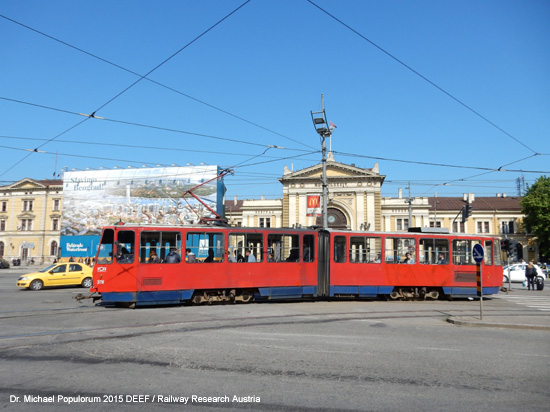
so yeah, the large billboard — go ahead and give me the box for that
[59,166,224,257]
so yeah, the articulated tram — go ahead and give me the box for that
[90,224,502,307]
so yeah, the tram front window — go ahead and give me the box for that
[116,230,135,264]
[97,228,114,264]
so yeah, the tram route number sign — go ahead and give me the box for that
[472,244,484,264]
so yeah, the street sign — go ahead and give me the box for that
[472,244,484,264]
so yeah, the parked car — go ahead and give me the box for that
[0,258,10,269]
[16,263,93,291]
[503,263,545,283]
[539,263,549,278]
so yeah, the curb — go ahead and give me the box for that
[447,317,550,331]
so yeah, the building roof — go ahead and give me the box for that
[429,196,522,212]
[225,198,244,213]
[0,178,63,190]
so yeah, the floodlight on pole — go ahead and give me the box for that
[310,94,332,230]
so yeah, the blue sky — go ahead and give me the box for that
[1,0,549,200]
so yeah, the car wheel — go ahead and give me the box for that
[29,279,44,291]
[503,275,509,283]
[81,277,93,288]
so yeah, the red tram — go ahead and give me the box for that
[90,224,502,307]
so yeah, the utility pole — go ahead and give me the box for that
[311,95,332,230]
[405,182,414,229]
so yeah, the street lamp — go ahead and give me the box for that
[311,95,332,230]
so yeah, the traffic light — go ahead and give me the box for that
[461,204,473,223]
[508,240,518,261]
[500,239,510,251]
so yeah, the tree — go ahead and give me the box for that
[521,176,550,262]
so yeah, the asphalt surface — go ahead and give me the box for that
[3,263,549,331]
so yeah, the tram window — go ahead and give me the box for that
[116,230,135,264]
[418,238,449,265]
[452,239,481,265]
[267,234,299,262]
[334,236,346,263]
[484,240,493,265]
[227,233,263,262]
[303,235,315,262]
[97,228,114,264]
[349,236,381,263]
[187,232,224,263]
[141,231,182,263]
[493,241,502,266]
[385,237,416,264]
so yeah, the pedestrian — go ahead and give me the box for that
[525,262,536,291]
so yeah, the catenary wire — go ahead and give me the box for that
[0,11,314,151]
[306,0,540,155]
[334,151,550,175]
[0,96,313,152]
[0,1,252,178]
[0,144,318,175]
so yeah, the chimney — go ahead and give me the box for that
[234,195,238,205]
[398,188,402,199]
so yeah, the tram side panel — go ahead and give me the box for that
[94,227,320,305]
[92,227,139,302]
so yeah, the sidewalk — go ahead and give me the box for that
[447,286,550,331]
[447,315,550,331]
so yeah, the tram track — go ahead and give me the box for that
[0,304,532,351]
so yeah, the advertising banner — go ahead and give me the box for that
[306,195,322,217]
[60,166,224,257]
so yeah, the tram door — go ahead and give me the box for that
[317,230,330,297]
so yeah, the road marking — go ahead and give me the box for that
[416,347,462,352]
[236,342,359,355]
[497,294,550,312]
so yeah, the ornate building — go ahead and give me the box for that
[225,154,537,261]
[279,153,384,230]
[0,178,62,264]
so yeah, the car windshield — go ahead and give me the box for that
[40,264,57,273]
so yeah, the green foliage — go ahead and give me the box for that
[521,176,550,261]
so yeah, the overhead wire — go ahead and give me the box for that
[0,96,314,152]
[0,11,315,151]
[306,0,540,155]
[0,0,253,178]
[334,150,550,175]
[0,143,318,177]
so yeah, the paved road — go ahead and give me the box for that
[1,266,549,411]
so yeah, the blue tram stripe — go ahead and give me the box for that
[258,286,316,298]
[330,286,394,297]
[442,286,499,296]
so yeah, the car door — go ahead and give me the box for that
[66,264,86,286]
[47,264,67,286]
[511,265,526,282]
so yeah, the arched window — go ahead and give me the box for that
[50,241,58,256]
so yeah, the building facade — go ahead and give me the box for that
[226,155,537,262]
[0,179,63,265]
[1,159,537,265]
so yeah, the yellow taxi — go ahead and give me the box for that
[17,263,93,291]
